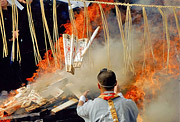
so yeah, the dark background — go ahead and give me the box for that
[0,0,69,91]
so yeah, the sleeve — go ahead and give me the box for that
[126,100,139,122]
[76,100,93,118]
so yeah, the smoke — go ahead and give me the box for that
[0,0,179,120]
[128,0,180,121]
[30,0,179,120]
[0,91,8,105]
[66,11,143,95]
[143,79,179,122]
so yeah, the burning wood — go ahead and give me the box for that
[51,98,78,113]
[0,74,75,116]
[0,113,40,120]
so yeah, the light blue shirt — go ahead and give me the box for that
[77,91,138,122]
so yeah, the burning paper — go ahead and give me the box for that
[63,26,100,74]
[81,26,100,56]
[63,34,77,74]
[73,38,88,68]
[57,0,90,9]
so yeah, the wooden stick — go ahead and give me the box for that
[51,99,78,113]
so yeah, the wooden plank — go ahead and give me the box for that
[51,99,78,113]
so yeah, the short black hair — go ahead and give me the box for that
[97,68,116,90]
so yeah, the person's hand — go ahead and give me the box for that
[9,30,19,41]
[78,90,89,106]
[83,90,89,97]
[114,83,121,94]
[83,90,89,101]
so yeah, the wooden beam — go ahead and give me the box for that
[51,99,78,113]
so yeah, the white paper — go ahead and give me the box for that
[73,38,88,68]
[57,0,90,9]
[7,0,24,10]
[81,26,100,56]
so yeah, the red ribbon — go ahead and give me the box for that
[100,93,116,100]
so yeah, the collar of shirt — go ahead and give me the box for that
[103,91,114,94]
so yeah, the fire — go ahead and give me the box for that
[26,0,115,81]
[0,0,179,121]
[0,118,10,122]
[124,36,180,107]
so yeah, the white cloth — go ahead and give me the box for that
[77,91,138,122]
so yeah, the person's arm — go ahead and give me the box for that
[114,83,124,98]
[77,90,89,106]
[77,90,91,119]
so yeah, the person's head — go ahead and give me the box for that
[97,68,117,91]
[0,0,8,9]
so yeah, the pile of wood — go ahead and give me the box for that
[0,74,82,119]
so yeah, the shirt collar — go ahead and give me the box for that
[103,91,114,94]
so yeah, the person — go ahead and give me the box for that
[77,68,138,122]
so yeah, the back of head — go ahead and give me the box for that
[97,68,116,90]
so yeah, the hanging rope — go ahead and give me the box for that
[11,0,21,62]
[26,0,42,64]
[67,0,78,36]
[0,2,8,58]
[40,0,57,66]
[53,0,61,68]
[173,8,180,39]
[142,7,155,63]
[126,5,134,74]
[72,0,180,9]
[115,5,134,74]
[82,1,90,38]
[158,8,170,70]
[99,4,111,68]
[124,5,130,73]
[115,5,126,72]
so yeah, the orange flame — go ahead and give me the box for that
[124,36,180,110]
[26,0,115,81]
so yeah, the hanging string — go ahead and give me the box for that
[0,1,8,57]
[43,16,50,66]
[53,0,61,68]
[83,2,94,68]
[124,5,130,73]
[173,8,180,40]
[26,0,42,64]
[11,0,21,62]
[115,5,126,73]
[127,5,134,74]
[115,5,125,46]
[159,8,166,67]
[116,5,134,74]
[40,0,57,66]
[72,0,180,9]
[15,6,21,62]
[99,4,110,68]
[158,8,170,70]
[142,7,155,63]
[67,0,78,37]
[82,1,89,38]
